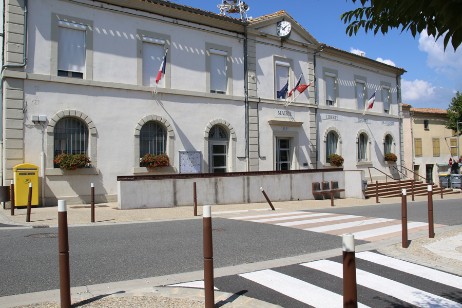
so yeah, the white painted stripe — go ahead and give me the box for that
[250,212,334,223]
[228,211,304,220]
[277,215,358,227]
[352,222,427,240]
[214,208,279,215]
[240,269,369,308]
[305,218,394,232]
[169,280,218,290]
[356,251,462,289]
[302,260,461,307]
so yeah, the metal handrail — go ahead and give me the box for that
[367,167,395,183]
[394,164,428,183]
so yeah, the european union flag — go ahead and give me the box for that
[277,81,289,99]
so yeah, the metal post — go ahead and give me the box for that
[260,187,275,211]
[26,183,32,222]
[375,181,380,204]
[428,185,435,238]
[91,183,95,223]
[193,182,197,217]
[439,181,444,199]
[330,181,335,207]
[10,180,14,216]
[203,205,214,308]
[411,180,415,202]
[343,234,357,308]
[58,200,71,308]
[401,189,408,248]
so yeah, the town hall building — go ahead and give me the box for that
[1,0,405,204]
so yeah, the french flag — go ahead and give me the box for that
[363,92,376,115]
[156,49,168,84]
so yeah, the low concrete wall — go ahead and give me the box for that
[117,169,365,209]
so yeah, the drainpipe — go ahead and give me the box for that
[243,26,249,170]
[313,44,324,170]
[397,74,404,174]
[1,0,28,186]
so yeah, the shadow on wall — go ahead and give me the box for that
[44,171,110,206]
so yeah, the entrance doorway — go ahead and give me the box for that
[426,164,434,184]
[413,165,420,181]
[276,138,291,170]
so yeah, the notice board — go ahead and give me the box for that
[179,151,202,173]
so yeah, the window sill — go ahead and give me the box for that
[46,167,99,176]
[133,166,177,174]
[356,161,373,167]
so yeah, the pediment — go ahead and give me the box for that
[248,10,319,47]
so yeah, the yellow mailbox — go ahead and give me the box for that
[13,163,39,207]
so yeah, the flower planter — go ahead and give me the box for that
[133,166,176,174]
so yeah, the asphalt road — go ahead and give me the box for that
[0,198,460,298]
[0,217,346,297]
[215,252,462,307]
[308,197,462,225]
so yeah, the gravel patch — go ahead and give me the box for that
[378,226,462,276]
[14,295,204,308]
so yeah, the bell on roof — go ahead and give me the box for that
[218,0,249,20]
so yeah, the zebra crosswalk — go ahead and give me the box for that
[227,211,437,242]
[170,251,462,307]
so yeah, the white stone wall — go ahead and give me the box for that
[23,0,247,204]
[316,53,402,180]
[117,170,363,209]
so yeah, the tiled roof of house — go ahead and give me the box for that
[411,107,448,115]
[247,10,286,23]
[133,0,245,23]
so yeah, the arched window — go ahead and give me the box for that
[358,133,368,162]
[384,134,393,154]
[54,117,88,157]
[209,125,229,173]
[140,121,166,157]
[326,131,338,161]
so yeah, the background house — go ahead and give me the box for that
[402,104,461,184]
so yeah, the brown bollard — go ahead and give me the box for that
[91,183,95,223]
[375,181,380,204]
[401,189,408,248]
[26,183,32,222]
[440,181,444,199]
[343,234,357,308]
[193,182,197,217]
[203,205,214,308]
[428,185,435,238]
[411,180,415,202]
[260,187,275,211]
[58,200,71,308]
[10,180,15,216]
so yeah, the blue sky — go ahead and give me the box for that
[173,0,462,109]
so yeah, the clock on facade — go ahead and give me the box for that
[276,20,292,38]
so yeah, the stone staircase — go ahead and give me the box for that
[364,179,459,199]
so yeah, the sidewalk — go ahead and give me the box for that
[1,194,461,307]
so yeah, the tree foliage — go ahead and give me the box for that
[447,91,462,132]
[341,0,462,50]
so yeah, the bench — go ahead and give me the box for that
[312,181,345,206]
